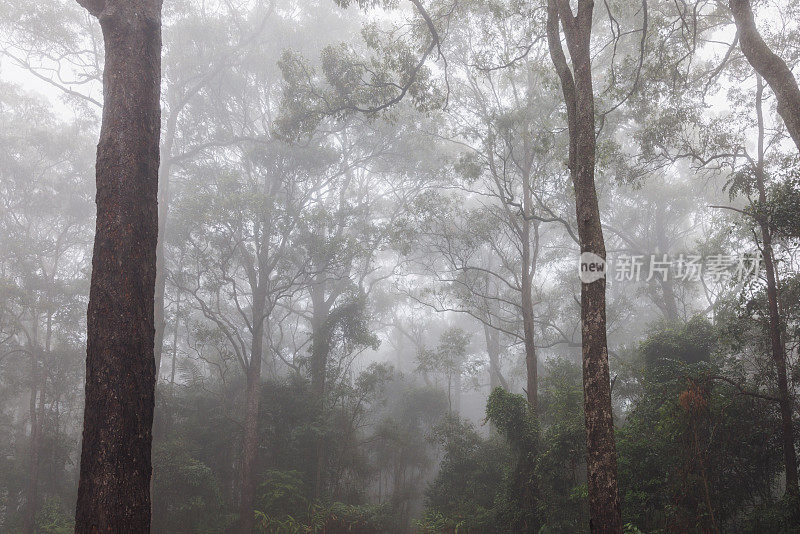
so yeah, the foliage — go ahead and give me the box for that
[152,440,233,534]
[419,415,509,533]
[617,322,786,533]
[35,498,74,534]
[639,316,717,369]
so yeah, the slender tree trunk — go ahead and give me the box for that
[760,223,798,495]
[310,280,331,500]
[658,277,680,321]
[23,350,41,534]
[730,0,800,153]
[74,0,162,531]
[454,368,462,413]
[753,77,799,496]
[520,133,538,410]
[547,1,622,531]
[310,282,330,401]
[654,210,680,321]
[239,300,265,534]
[153,110,177,376]
[483,324,504,391]
[521,245,538,410]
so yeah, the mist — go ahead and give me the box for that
[1,0,799,532]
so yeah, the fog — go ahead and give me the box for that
[1,0,799,532]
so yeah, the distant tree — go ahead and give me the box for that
[172,144,317,533]
[0,84,93,534]
[416,327,473,412]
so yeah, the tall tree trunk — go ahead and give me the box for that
[521,238,538,409]
[310,281,330,401]
[310,280,331,500]
[547,1,622,531]
[520,133,538,410]
[483,324,506,391]
[730,0,800,153]
[23,349,41,534]
[454,368,462,413]
[753,76,799,496]
[239,300,265,534]
[74,0,162,532]
[654,209,680,321]
[153,109,178,376]
[760,222,798,496]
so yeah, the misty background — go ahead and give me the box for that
[1,0,799,532]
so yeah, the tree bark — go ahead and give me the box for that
[547,0,622,531]
[730,0,800,153]
[74,0,162,532]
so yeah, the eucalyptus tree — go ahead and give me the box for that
[68,0,163,531]
[545,0,649,525]
[729,0,800,153]
[171,135,333,532]
[0,0,297,378]
[278,110,442,498]
[622,0,800,499]
[416,327,473,412]
[153,0,282,375]
[398,0,582,410]
[738,76,799,495]
[602,175,711,322]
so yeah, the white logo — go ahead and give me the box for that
[579,252,606,283]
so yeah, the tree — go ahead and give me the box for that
[0,83,94,534]
[546,0,623,530]
[73,0,163,532]
[173,145,313,533]
[722,75,799,496]
[729,0,800,153]
[416,327,473,412]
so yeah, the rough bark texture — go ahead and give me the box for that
[753,78,799,497]
[730,0,800,153]
[74,0,162,532]
[547,0,622,531]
